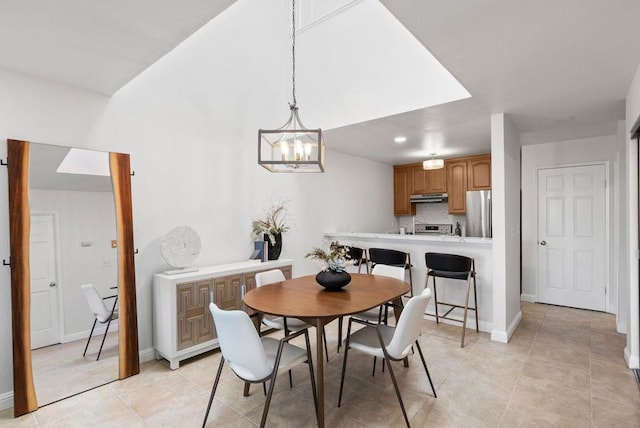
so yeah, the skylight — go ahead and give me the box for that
[57,148,110,176]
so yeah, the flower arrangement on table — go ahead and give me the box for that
[252,202,291,246]
[306,241,355,290]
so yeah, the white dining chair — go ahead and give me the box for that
[81,284,118,361]
[202,303,317,428]
[337,264,407,354]
[255,270,329,365]
[338,288,437,427]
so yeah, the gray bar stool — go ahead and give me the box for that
[424,252,478,347]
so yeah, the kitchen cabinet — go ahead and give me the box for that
[394,154,489,215]
[467,155,491,190]
[410,163,447,195]
[153,260,292,369]
[393,165,415,216]
[446,160,468,214]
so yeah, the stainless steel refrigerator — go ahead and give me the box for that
[465,190,492,237]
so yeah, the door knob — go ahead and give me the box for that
[49,282,56,287]
[539,240,547,246]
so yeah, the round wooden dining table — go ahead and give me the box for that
[243,273,410,428]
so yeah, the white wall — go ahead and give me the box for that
[0,0,394,407]
[625,63,640,368]
[29,189,117,339]
[521,134,625,328]
[490,113,521,342]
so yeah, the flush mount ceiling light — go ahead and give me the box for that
[258,0,324,173]
[394,136,407,143]
[423,153,444,170]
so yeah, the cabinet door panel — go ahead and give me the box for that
[411,167,427,194]
[394,166,415,216]
[468,156,491,190]
[447,161,467,214]
[177,279,214,350]
[214,276,237,310]
[425,168,447,193]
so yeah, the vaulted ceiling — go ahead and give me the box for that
[1,0,639,165]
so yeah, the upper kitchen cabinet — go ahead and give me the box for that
[467,155,491,190]
[410,163,447,194]
[446,160,467,214]
[393,164,416,216]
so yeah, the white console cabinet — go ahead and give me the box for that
[152,259,292,369]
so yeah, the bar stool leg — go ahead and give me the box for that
[472,274,479,333]
[460,275,472,348]
[431,276,440,324]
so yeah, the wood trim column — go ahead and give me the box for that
[110,152,140,378]
[7,139,38,416]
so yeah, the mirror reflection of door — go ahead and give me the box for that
[28,142,119,406]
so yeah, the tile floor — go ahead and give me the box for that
[30,331,119,406]
[1,302,639,427]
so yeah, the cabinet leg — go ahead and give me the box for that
[169,359,179,370]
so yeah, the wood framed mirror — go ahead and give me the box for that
[7,139,139,416]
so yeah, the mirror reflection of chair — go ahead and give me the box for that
[255,270,329,364]
[338,288,437,427]
[367,248,413,296]
[81,284,118,361]
[424,252,478,348]
[203,303,317,428]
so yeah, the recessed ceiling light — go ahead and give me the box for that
[394,136,407,143]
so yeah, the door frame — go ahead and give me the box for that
[30,211,64,345]
[535,161,612,313]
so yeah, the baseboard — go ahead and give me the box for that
[507,311,523,340]
[61,320,119,343]
[139,347,156,364]
[520,294,536,302]
[625,346,640,369]
[491,311,522,343]
[422,313,491,333]
[617,321,627,334]
[0,390,13,412]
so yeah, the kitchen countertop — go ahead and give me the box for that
[324,232,492,247]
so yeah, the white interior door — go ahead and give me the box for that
[537,164,607,311]
[30,213,60,349]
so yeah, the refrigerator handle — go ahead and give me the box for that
[488,194,492,237]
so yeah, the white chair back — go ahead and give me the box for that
[255,269,285,287]
[81,284,112,323]
[385,288,431,359]
[371,264,405,281]
[209,303,272,381]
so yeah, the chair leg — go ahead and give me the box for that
[337,316,343,352]
[202,357,225,428]
[304,331,318,418]
[432,276,439,324]
[338,319,354,407]
[260,373,279,428]
[83,318,97,357]
[415,341,437,398]
[243,382,250,397]
[460,275,472,348]
[473,275,479,333]
[384,357,410,427]
[96,316,113,361]
[372,356,377,377]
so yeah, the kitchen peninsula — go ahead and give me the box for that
[325,232,493,333]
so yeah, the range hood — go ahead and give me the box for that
[410,193,448,203]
